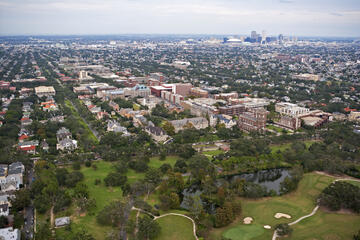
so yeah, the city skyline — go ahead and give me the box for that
[0,0,360,37]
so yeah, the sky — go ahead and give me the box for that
[0,0,360,36]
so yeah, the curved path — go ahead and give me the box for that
[131,207,199,240]
[272,176,360,240]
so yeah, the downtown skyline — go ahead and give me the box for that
[0,0,360,37]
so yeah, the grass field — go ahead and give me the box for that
[56,156,180,239]
[270,140,317,153]
[208,172,360,240]
[222,223,265,240]
[64,99,98,143]
[267,125,289,133]
[155,215,196,240]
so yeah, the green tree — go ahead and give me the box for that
[137,215,161,240]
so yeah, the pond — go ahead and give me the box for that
[225,168,291,194]
[180,168,291,213]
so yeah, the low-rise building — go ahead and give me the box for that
[145,126,168,142]
[35,86,56,97]
[210,114,237,128]
[0,227,21,240]
[170,117,209,133]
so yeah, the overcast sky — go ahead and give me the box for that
[0,0,359,36]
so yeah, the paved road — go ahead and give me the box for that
[23,168,34,239]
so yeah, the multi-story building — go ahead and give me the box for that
[124,84,150,98]
[35,86,56,97]
[161,91,184,105]
[219,104,246,116]
[214,92,238,101]
[275,102,309,116]
[238,108,268,132]
[170,117,209,133]
[275,115,301,130]
[189,87,209,98]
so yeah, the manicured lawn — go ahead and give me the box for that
[209,172,360,240]
[267,125,289,133]
[155,215,196,240]
[222,223,266,240]
[290,210,360,240]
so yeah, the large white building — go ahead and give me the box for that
[0,227,21,240]
[35,86,56,97]
[275,102,309,117]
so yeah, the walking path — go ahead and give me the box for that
[272,175,360,240]
[131,207,199,240]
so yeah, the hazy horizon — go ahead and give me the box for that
[1,0,360,37]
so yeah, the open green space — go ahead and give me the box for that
[56,156,179,239]
[64,99,98,143]
[222,223,265,240]
[155,215,196,240]
[209,172,360,240]
[267,124,289,133]
[270,140,317,153]
[290,210,360,240]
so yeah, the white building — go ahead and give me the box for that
[0,227,21,240]
[35,86,56,97]
[275,102,309,117]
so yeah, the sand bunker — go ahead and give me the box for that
[274,213,291,219]
[243,217,253,224]
[264,225,271,229]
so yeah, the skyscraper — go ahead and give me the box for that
[251,31,257,39]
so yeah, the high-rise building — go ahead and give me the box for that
[251,31,257,39]
[278,34,284,44]
[261,30,267,43]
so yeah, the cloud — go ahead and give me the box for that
[279,0,294,3]
[330,12,344,16]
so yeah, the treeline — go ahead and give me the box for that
[319,181,360,213]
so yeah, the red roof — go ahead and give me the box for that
[19,135,29,140]
[20,146,36,151]
[344,107,357,112]
[21,117,30,121]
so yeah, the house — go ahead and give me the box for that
[145,126,168,142]
[96,111,109,120]
[0,204,9,216]
[56,127,72,141]
[57,138,78,151]
[50,115,65,123]
[210,114,237,128]
[18,141,38,154]
[41,140,49,152]
[170,117,209,133]
[20,117,32,126]
[88,105,101,114]
[107,120,130,136]
[0,162,24,192]
[55,217,70,228]
[0,227,21,240]
[18,134,29,143]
